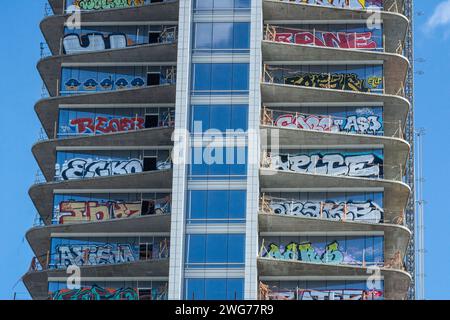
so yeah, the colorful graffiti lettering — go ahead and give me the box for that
[269,289,383,300]
[270,199,383,223]
[69,116,145,134]
[72,0,146,11]
[54,244,137,268]
[57,201,141,224]
[57,158,143,180]
[297,0,383,10]
[274,29,379,50]
[274,113,383,135]
[269,152,383,177]
[50,285,138,300]
[263,241,345,264]
[284,72,379,92]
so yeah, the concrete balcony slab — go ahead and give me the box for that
[27,214,171,268]
[262,41,409,95]
[258,258,411,300]
[258,213,411,261]
[23,259,169,300]
[44,1,179,52]
[261,83,410,133]
[38,43,177,97]
[30,169,173,225]
[33,127,174,181]
[263,0,409,54]
[261,125,410,176]
[35,85,176,138]
[260,168,411,216]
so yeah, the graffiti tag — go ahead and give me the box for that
[55,244,137,268]
[269,152,382,178]
[69,116,145,134]
[263,241,345,264]
[298,0,382,10]
[270,200,383,223]
[284,72,380,93]
[50,285,138,300]
[57,158,143,180]
[275,30,378,50]
[72,0,146,11]
[269,289,383,300]
[274,113,383,134]
[56,201,141,224]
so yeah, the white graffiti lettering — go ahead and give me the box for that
[63,33,128,54]
[269,153,381,178]
[270,200,383,223]
[55,244,136,268]
[57,158,143,180]
[274,113,382,135]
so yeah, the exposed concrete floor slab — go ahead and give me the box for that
[258,258,411,300]
[39,43,177,97]
[36,84,176,138]
[30,169,173,225]
[44,1,180,53]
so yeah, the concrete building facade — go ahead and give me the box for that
[23,0,414,300]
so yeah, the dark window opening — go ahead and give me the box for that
[143,157,157,171]
[149,32,161,44]
[145,114,159,128]
[147,73,161,86]
[141,200,156,216]
[139,243,153,260]
[138,288,153,300]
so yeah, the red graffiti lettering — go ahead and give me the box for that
[276,29,377,50]
[69,116,145,134]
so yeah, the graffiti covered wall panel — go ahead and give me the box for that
[266,65,383,93]
[266,149,384,178]
[263,191,384,223]
[58,107,175,137]
[269,199,383,223]
[49,236,170,268]
[269,106,383,135]
[285,0,383,10]
[264,280,384,301]
[271,24,383,51]
[48,281,168,300]
[53,193,171,224]
[67,0,154,11]
[60,66,176,95]
[261,236,384,267]
[63,25,177,54]
[54,150,172,181]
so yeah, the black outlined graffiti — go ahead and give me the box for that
[269,152,383,178]
[54,244,136,268]
[269,199,383,223]
[57,158,143,180]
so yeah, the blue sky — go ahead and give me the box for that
[0,0,448,300]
